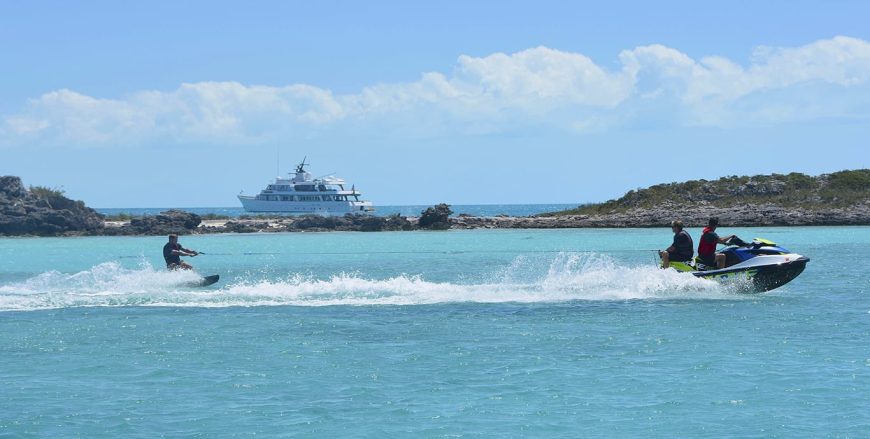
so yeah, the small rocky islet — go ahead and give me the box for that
[1,170,868,237]
[0,176,104,236]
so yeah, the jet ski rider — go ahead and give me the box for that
[698,217,737,269]
[163,234,199,270]
[660,220,693,269]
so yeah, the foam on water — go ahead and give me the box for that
[0,253,739,311]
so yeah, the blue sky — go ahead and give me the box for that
[1,0,868,207]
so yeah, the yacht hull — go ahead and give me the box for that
[238,195,373,214]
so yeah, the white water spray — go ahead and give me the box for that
[0,254,738,312]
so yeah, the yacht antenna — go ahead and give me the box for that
[296,156,308,173]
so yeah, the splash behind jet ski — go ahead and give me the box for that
[668,237,809,292]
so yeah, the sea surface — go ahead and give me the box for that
[96,204,579,218]
[1,226,868,437]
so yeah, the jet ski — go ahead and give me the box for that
[668,237,809,292]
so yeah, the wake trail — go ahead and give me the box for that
[0,254,739,312]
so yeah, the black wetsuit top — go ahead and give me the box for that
[670,230,694,262]
[163,242,181,266]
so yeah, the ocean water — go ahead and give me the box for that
[1,226,868,437]
[96,204,578,218]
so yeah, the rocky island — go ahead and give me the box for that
[467,169,870,228]
[1,170,867,237]
[534,169,869,227]
[0,176,104,236]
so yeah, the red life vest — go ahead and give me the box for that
[698,226,718,257]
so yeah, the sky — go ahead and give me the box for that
[1,0,869,207]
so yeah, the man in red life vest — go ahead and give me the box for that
[698,217,736,269]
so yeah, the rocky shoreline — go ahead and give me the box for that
[186,203,869,234]
[2,175,868,237]
[98,202,869,236]
[455,203,870,229]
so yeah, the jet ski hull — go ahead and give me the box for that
[667,238,809,293]
[689,256,809,292]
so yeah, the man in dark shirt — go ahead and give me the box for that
[698,217,736,269]
[163,234,198,270]
[659,220,694,268]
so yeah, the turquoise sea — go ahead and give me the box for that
[1,226,868,437]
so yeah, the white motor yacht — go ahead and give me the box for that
[238,158,374,214]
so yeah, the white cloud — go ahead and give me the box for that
[3,36,870,148]
[622,36,870,106]
[455,46,634,107]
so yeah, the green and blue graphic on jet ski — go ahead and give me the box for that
[668,237,809,292]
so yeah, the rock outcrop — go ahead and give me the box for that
[105,209,203,235]
[418,203,453,230]
[0,176,105,236]
[197,213,416,233]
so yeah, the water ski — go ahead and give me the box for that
[188,274,220,287]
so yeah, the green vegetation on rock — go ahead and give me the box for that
[201,213,231,220]
[545,169,870,216]
[104,212,134,221]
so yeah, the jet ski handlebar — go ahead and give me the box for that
[725,236,748,247]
